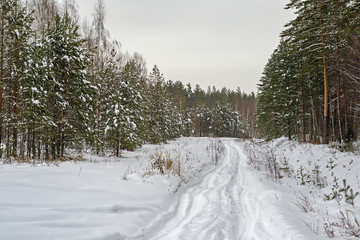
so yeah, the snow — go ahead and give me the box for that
[31,87,39,93]
[244,138,360,239]
[1,137,359,239]
[32,99,40,105]
[0,164,166,240]
[14,29,20,39]
[0,138,214,240]
[141,140,322,240]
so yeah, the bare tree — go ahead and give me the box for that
[92,0,110,64]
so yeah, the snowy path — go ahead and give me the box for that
[141,140,303,240]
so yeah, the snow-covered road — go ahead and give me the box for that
[142,140,304,240]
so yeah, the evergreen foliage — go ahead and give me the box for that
[258,0,360,143]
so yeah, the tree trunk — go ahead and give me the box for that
[27,128,31,159]
[301,85,306,142]
[116,131,120,157]
[288,117,292,140]
[330,103,336,143]
[12,76,19,158]
[45,131,49,160]
[310,95,318,143]
[319,0,329,144]
[37,137,41,160]
[199,119,202,137]
[51,140,56,160]
[0,12,4,158]
[336,72,343,143]
[344,88,349,136]
[56,127,61,158]
[20,133,24,158]
[32,130,36,160]
[6,122,10,159]
[61,132,65,158]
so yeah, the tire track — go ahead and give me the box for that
[140,140,294,240]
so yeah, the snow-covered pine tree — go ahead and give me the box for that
[41,15,94,159]
[146,65,181,144]
[22,37,53,160]
[166,80,194,137]
[257,40,303,140]
[103,57,146,156]
[192,104,210,137]
[0,0,34,159]
[116,59,146,151]
[8,1,34,159]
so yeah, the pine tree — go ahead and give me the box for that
[22,38,52,159]
[146,65,181,143]
[104,59,145,155]
[288,0,359,142]
[257,40,303,140]
[0,0,34,159]
[9,2,34,158]
[41,15,94,159]
[259,0,360,143]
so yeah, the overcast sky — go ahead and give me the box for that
[75,0,294,93]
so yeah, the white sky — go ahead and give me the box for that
[75,0,294,93]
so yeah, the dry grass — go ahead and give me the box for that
[304,221,320,235]
[206,140,225,165]
[148,151,182,177]
[339,210,360,238]
[322,210,360,238]
[294,192,315,213]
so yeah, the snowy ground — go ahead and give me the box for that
[0,138,215,240]
[141,140,314,240]
[244,138,360,239]
[1,137,359,239]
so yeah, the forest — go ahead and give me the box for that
[0,0,256,161]
[3,0,359,162]
[257,0,360,145]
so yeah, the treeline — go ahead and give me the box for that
[0,0,256,161]
[257,0,360,144]
[167,83,256,138]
